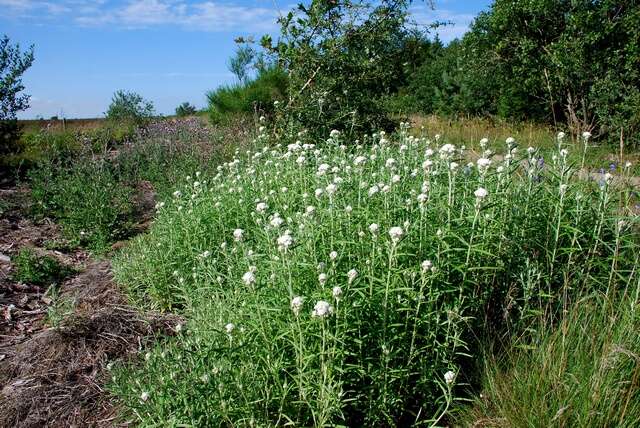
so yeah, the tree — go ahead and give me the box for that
[175,102,197,117]
[105,90,155,123]
[228,40,256,84]
[1,35,34,155]
[263,0,429,139]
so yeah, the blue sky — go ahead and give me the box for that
[1,0,492,119]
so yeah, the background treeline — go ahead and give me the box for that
[397,0,640,144]
[213,0,640,145]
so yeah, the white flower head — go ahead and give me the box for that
[557,131,566,141]
[559,184,568,195]
[421,260,433,272]
[312,300,334,318]
[347,269,358,284]
[242,271,256,285]
[388,226,404,243]
[270,214,284,228]
[474,187,488,199]
[225,323,235,334]
[233,228,244,242]
[582,131,592,140]
[332,286,343,300]
[318,273,328,285]
[277,231,294,251]
[444,370,456,385]
[369,223,379,234]
[256,202,268,213]
[140,391,150,402]
[291,296,304,316]
[329,251,338,261]
[476,158,492,171]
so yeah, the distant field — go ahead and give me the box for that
[19,118,106,134]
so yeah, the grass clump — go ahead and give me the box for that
[12,248,74,286]
[110,124,638,425]
[459,288,640,427]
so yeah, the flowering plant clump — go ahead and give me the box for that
[112,126,638,426]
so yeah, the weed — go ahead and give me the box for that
[12,248,74,286]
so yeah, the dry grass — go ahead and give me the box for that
[412,115,640,174]
[18,118,107,135]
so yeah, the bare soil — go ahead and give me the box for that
[0,186,179,428]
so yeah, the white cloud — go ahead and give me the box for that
[0,0,72,15]
[1,0,279,33]
[74,0,279,32]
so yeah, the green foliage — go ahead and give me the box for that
[227,42,256,84]
[0,119,22,157]
[29,158,136,251]
[405,0,640,145]
[110,127,637,425]
[0,35,34,155]
[207,67,287,123]
[459,290,640,426]
[12,248,73,286]
[265,0,422,138]
[105,90,155,124]
[27,119,242,251]
[175,102,197,117]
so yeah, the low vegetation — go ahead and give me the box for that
[12,248,74,286]
[460,289,640,426]
[109,125,638,425]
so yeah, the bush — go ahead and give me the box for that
[27,118,241,251]
[12,248,74,286]
[459,290,640,426]
[29,158,136,251]
[175,102,197,117]
[110,128,637,425]
[206,67,287,123]
[105,90,155,124]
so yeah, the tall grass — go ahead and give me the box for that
[109,124,638,425]
[458,285,640,427]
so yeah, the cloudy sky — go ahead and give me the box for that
[1,0,491,119]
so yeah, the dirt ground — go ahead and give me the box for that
[0,186,179,428]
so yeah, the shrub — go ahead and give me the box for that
[105,90,155,124]
[27,118,243,251]
[29,158,136,251]
[175,102,197,117]
[206,67,287,123]
[110,127,637,425]
[12,248,73,286]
